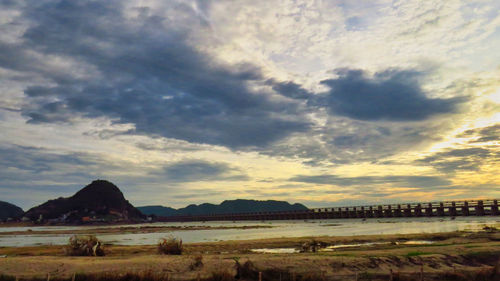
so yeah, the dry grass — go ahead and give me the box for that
[0,265,499,281]
[189,254,204,270]
[208,269,234,281]
[1,231,499,281]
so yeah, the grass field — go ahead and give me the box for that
[0,230,499,280]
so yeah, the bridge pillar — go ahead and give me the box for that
[322,209,328,219]
[450,202,457,217]
[462,201,469,216]
[324,208,330,219]
[384,205,393,217]
[476,200,484,216]
[394,204,402,217]
[352,207,357,218]
[404,204,411,217]
[415,204,422,217]
[376,206,383,218]
[493,200,499,216]
[437,202,444,216]
[425,203,433,216]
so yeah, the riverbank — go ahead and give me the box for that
[0,230,499,280]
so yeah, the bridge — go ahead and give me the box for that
[157,199,499,222]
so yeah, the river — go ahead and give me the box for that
[0,216,498,247]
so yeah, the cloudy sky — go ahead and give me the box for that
[1,0,499,210]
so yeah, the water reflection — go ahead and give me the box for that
[0,216,497,247]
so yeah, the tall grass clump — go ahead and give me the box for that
[65,235,105,256]
[157,236,183,255]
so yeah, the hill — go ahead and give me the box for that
[0,201,24,221]
[136,205,178,217]
[24,180,145,223]
[138,199,308,217]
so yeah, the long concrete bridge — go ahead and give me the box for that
[157,199,499,222]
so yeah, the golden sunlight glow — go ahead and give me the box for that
[488,87,500,103]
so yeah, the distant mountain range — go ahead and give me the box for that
[0,201,24,220]
[3,180,309,224]
[138,199,308,217]
[24,180,144,223]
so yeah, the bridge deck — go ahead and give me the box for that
[157,199,499,222]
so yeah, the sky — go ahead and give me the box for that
[0,0,499,210]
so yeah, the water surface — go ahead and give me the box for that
[0,216,497,247]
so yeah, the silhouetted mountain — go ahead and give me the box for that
[137,205,178,217]
[0,201,24,220]
[24,180,145,223]
[138,199,308,217]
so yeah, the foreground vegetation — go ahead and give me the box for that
[0,256,499,281]
[0,231,499,281]
[64,235,105,257]
[158,236,183,255]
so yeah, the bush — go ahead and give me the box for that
[158,236,183,255]
[65,235,105,256]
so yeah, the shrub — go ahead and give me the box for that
[157,236,183,255]
[300,239,321,253]
[65,235,105,256]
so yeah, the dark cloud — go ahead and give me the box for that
[459,124,500,143]
[289,174,451,188]
[418,147,499,173]
[171,191,224,199]
[1,0,470,168]
[0,145,138,189]
[156,160,249,182]
[0,145,92,174]
[3,1,310,149]
[314,69,464,121]
[261,118,446,167]
[0,145,105,208]
[472,136,500,143]
[266,79,310,99]
[414,125,500,174]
